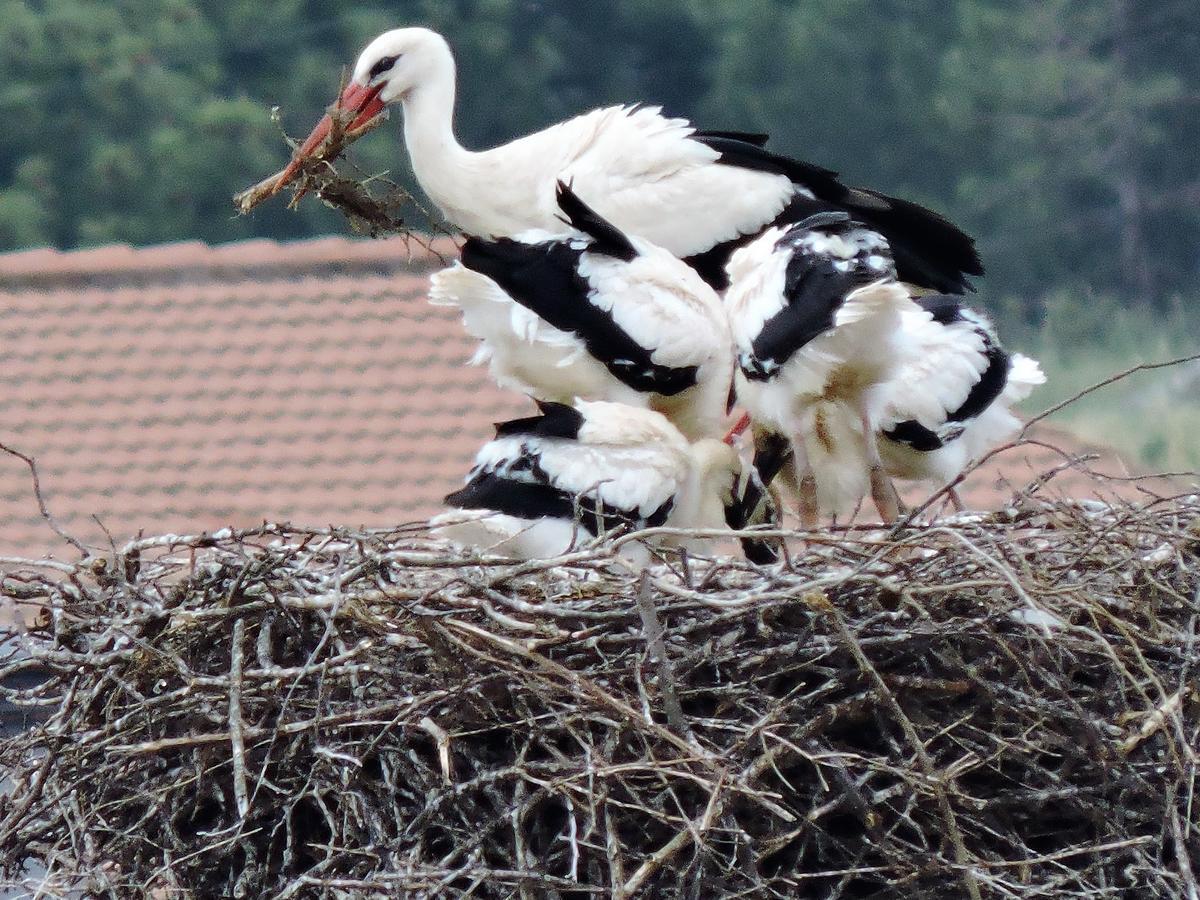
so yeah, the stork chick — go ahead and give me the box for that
[724,212,916,528]
[429,182,735,441]
[878,295,1045,507]
[432,400,742,562]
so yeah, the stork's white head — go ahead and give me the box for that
[273,27,454,194]
[351,27,454,106]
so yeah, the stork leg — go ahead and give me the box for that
[779,439,819,531]
[798,472,819,530]
[948,486,966,513]
[860,411,900,524]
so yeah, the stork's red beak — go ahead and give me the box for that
[271,81,387,195]
[724,411,752,445]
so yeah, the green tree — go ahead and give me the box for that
[936,0,1195,313]
[0,0,1195,314]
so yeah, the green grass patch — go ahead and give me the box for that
[997,292,1199,473]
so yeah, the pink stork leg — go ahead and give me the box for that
[861,410,901,524]
[778,439,819,531]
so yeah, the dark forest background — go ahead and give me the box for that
[2,0,1197,464]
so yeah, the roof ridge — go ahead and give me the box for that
[0,234,458,288]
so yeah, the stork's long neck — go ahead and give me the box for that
[682,445,732,533]
[399,52,475,220]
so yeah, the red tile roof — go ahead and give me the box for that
[2,235,530,561]
[0,235,1185,565]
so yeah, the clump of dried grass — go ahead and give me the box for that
[1,475,1198,898]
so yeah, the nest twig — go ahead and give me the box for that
[232,111,389,216]
[231,87,446,242]
[1,469,1198,897]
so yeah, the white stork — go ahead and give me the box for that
[877,295,1045,506]
[724,211,917,528]
[431,399,742,562]
[271,27,983,293]
[428,181,735,441]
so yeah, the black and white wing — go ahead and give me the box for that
[433,400,691,558]
[681,132,984,294]
[880,295,1012,452]
[726,212,909,391]
[429,183,733,438]
[878,295,1046,483]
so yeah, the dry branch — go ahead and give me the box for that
[232,107,387,215]
[1,473,1198,897]
[230,101,450,246]
[0,442,90,557]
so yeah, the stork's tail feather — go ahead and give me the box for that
[1001,353,1046,405]
[428,262,507,309]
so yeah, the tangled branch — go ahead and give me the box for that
[1,467,1197,897]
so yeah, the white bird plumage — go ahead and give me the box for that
[878,297,1046,493]
[260,26,1042,548]
[726,227,1045,531]
[724,212,916,525]
[276,26,983,294]
[432,400,742,562]
[428,183,735,441]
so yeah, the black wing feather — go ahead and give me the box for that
[446,469,674,537]
[741,218,889,381]
[688,132,983,294]
[950,344,1011,423]
[692,128,771,147]
[554,181,637,262]
[742,259,874,381]
[446,472,576,524]
[460,237,698,396]
[915,293,967,326]
[494,401,585,440]
[692,134,843,195]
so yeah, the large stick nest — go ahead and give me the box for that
[2,486,1199,898]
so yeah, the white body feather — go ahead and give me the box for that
[432,401,739,561]
[415,104,796,256]
[428,232,735,441]
[726,227,918,513]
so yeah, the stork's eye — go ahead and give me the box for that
[369,54,400,80]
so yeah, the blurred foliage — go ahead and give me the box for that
[1,0,1197,316]
[1015,296,1200,471]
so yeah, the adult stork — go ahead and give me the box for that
[428,181,735,441]
[877,295,1045,507]
[723,211,917,529]
[432,399,743,562]
[271,27,983,293]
